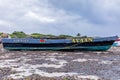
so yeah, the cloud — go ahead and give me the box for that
[0,0,120,36]
[48,0,120,36]
[0,20,11,26]
[0,20,16,32]
[24,11,55,23]
[49,0,120,24]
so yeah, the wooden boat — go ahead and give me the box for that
[1,36,118,51]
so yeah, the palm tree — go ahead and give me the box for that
[77,33,80,37]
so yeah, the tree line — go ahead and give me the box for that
[0,31,80,39]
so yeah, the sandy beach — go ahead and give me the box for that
[0,47,120,80]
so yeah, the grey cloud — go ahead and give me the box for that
[49,0,120,24]
[0,0,120,36]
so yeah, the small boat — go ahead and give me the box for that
[113,37,120,46]
[1,36,118,51]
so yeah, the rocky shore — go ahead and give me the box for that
[0,47,120,80]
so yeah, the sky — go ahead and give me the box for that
[0,0,120,37]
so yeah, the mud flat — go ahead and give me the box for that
[0,47,120,80]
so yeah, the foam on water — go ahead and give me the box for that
[72,58,88,62]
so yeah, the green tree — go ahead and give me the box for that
[58,34,73,38]
[10,34,17,38]
[30,33,45,38]
[0,32,3,36]
[77,33,81,37]
[11,31,27,38]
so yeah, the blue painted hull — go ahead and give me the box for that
[4,45,111,51]
[1,36,118,51]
